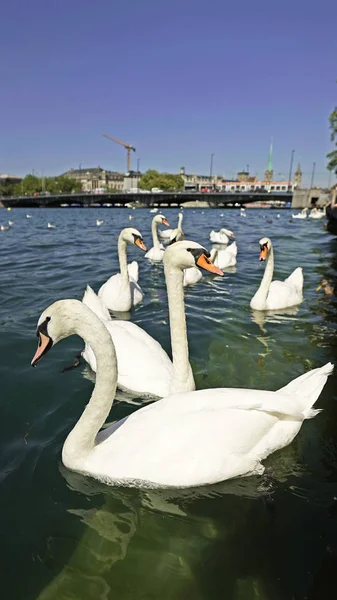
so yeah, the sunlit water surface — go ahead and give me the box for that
[1,207,337,600]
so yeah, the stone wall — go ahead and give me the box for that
[292,188,330,208]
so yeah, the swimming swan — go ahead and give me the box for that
[209,228,235,244]
[83,241,222,397]
[159,212,183,240]
[144,215,169,261]
[250,237,303,311]
[98,228,146,312]
[31,298,332,488]
[210,241,237,269]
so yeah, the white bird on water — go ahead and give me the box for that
[32,248,332,488]
[47,223,56,229]
[96,219,104,226]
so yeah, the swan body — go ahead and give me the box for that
[47,223,56,229]
[250,237,303,311]
[82,287,173,398]
[83,242,222,397]
[32,298,333,488]
[145,215,169,261]
[309,207,325,219]
[168,228,202,286]
[98,228,146,312]
[96,219,104,226]
[159,212,183,240]
[292,209,308,220]
[210,241,237,269]
[26,214,32,218]
[210,228,235,245]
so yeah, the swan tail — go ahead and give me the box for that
[277,362,333,414]
[82,285,111,322]
[285,266,303,291]
[127,261,139,282]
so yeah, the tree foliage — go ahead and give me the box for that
[0,174,82,197]
[139,170,184,191]
[327,107,337,174]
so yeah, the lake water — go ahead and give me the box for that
[1,207,337,600]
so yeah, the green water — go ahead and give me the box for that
[1,207,337,600]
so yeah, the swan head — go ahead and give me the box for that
[121,227,146,251]
[164,240,224,275]
[168,228,185,244]
[153,214,170,227]
[31,299,87,367]
[259,237,272,261]
[220,228,235,238]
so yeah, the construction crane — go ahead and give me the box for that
[102,133,136,172]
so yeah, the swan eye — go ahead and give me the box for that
[36,316,51,338]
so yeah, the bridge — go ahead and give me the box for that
[0,190,293,209]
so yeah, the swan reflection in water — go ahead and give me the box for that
[37,457,306,600]
[251,305,300,334]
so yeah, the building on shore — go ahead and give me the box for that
[181,141,302,193]
[0,174,22,184]
[61,167,124,192]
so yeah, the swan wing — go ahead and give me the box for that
[266,278,303,310]
[82,285,111,322]
[130,278,144,306]
[284,266,303,292]
[91,372,331,487]
[127,260,139,282]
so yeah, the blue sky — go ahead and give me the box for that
[1,0,336,185]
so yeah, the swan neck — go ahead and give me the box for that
[62,305,117,468]
[178,213,183,229]
[152,219,160,249]
[255,244,274,307]
[118,234,129,286]
[164,263,194,392]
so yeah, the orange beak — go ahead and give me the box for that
[135,238,147,251]
[31,332,52,367]
[259,246,268,261]
[196,253,224,276]
[162,218,170,227]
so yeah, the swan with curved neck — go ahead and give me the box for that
[159,212,184,240]
[250,237,303,311]
[98,227,146,312]
[210,228,235,245]
[32,274,332,487]
[83,241,223,398]
[144,215,169,261]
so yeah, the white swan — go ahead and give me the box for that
[144,215,170,261]
[210,241,237,269]
[250,237,303,311]
[98,228,146,312]
[0,225,9,231]
[159,212,183,240]
[47,223,56,229]
[292,208,308,220]
[96,219,104,226]
[31,296,333,488]
[309,207,325,219]
[83,242,222,398]
[168,229,202,286]
[209,228,235,244]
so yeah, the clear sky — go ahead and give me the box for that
[1,0,336,185]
